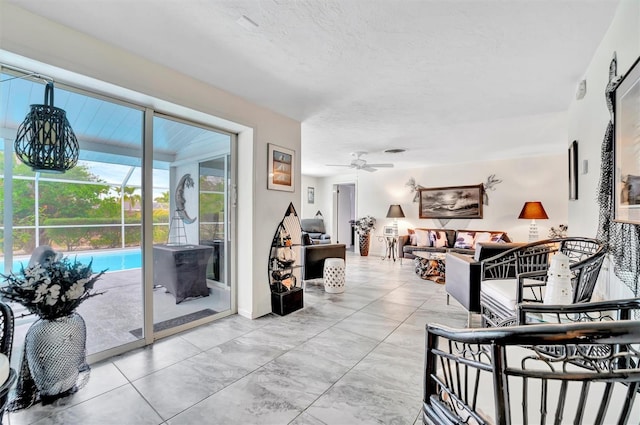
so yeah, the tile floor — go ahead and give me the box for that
[4,252,468,425]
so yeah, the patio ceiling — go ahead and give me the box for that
[0,72,230,166]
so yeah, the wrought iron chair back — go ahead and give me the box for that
[0,302,15,421]
[479,238,606,326]
[423,320,640,425]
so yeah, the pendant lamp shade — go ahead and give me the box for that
[14,82,79,173]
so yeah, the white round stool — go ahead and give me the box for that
[323,258,345,293]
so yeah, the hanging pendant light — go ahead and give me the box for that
[14,82,78,173]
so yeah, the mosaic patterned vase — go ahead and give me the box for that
[359,233,370,256]
[25,312,89,398]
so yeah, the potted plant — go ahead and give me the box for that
[355,215,376,256]
[0,254,106,407]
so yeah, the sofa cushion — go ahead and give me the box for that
[430,230,448,248]
[454,231,475,249]
[415,229,431,247]
[474,232,491,245]
[481,278,543,312]
[490,232,505,242]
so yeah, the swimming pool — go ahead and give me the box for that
[1,249,142,275]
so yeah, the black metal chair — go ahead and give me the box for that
[0,302,16,421]
[423,317,640,424]
[479,237,606,326]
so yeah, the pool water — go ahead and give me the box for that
[1,249,142,275]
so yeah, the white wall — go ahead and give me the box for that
[567,0,640,299]
[313,154,567,256]
[0,3,302,318]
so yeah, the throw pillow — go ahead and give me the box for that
[409,234,417,245]
[473,232,492,247]
[415,229,431,247]
[490,232,505,243]
[407,228,415,234]
[454,231,476,249]
[430,230,448,248]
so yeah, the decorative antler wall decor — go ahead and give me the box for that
[406,177,425,203]
[482,174,502,205]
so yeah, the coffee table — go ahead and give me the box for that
[413,251,446,283]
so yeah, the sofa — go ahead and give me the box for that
[300,218,331,245]
[398,228,511,259]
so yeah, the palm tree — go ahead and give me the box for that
[123,187,141,211]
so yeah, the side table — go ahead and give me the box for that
[376,235,399,263]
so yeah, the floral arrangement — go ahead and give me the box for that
[548,224,568,239]
[355,215,376,235]
[0,256,106,320]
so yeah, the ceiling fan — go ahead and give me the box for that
[326,151,394,172]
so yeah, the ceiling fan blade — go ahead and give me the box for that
[365,163,394,168]
[360,166,377,172]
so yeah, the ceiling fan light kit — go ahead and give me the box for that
[326,151,394,172]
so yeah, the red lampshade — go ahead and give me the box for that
[518,201,549,220]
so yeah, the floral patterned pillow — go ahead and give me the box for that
[454,231,476,249]
[430,230,449,248]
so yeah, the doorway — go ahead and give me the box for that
[333,183,356,250]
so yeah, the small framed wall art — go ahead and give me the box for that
[307,187,315,204]
[268,144,294,192]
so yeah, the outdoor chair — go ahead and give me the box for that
[423,317,640,424]
[0,302,15,421]
[478,237,606,327]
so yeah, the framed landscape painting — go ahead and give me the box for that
[268,144,294,192]
[615,56,640,224]
[419,184,484,219]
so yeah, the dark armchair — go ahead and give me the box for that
[479,237,607,327]
[300,218,331,245]
[445,242,523,318]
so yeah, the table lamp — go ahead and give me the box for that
[518,201,548,242]
[386,204,405,236]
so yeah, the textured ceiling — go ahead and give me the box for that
[6,0,620,176]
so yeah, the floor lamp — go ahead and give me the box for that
[386,204,405,236]
[518,201,548,242]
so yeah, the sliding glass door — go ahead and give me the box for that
[1,67,236,364]
[151,115,233,335]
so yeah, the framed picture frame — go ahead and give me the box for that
[568,140,578,200]
[383,226,395,236]
[418,184,484,219]
[615,56,640,224]
[267,144,294,192]
[307,187,315,204]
